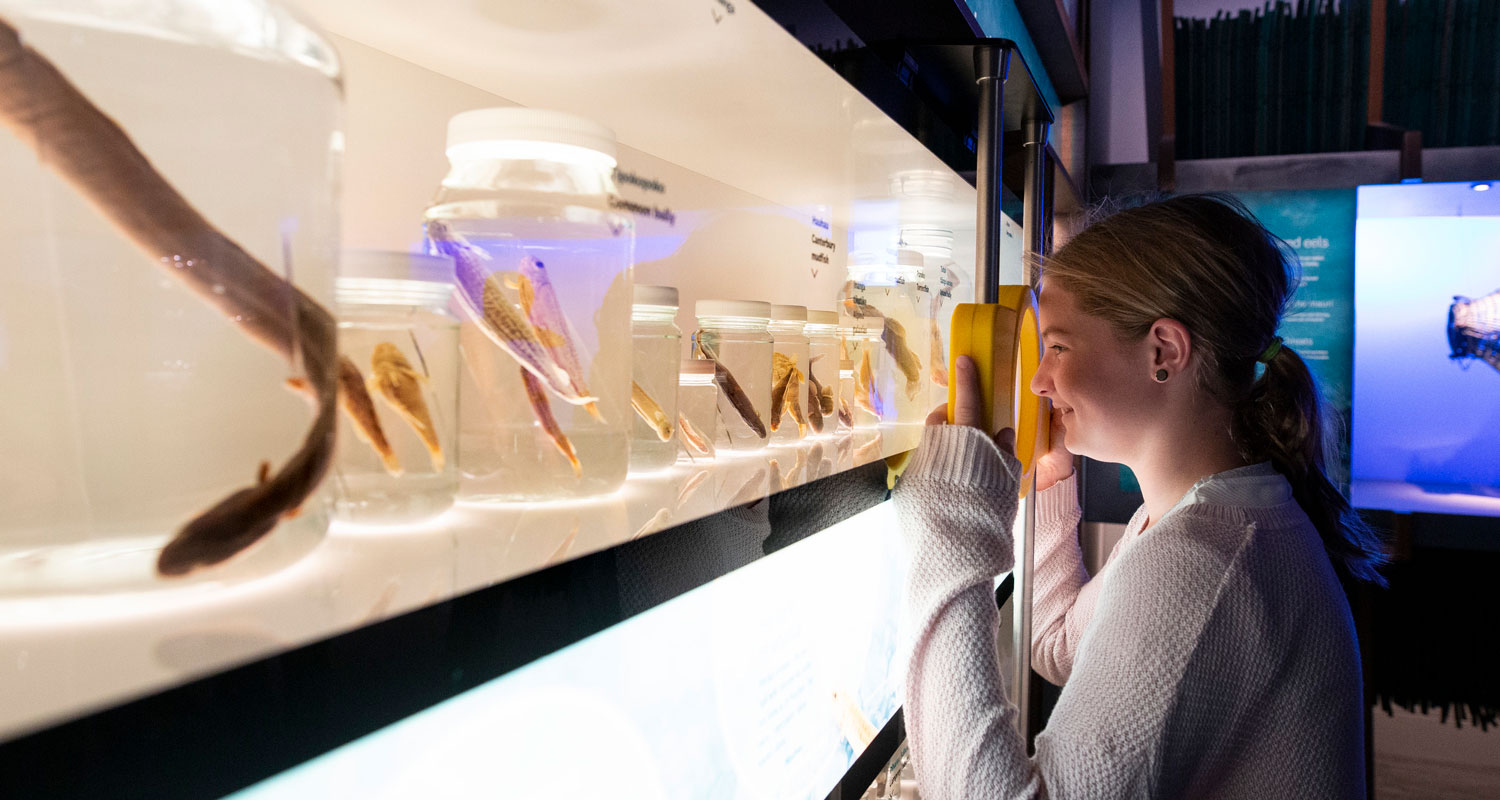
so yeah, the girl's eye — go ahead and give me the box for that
[1048,344,1067,355]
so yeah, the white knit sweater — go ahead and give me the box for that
[894,425,1365,799]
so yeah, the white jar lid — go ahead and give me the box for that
[696,299,772,320]
[806,310,839,326]
[680,358,717,376]
[633,284,679,308]
[341,250,453,284]
[770,304,807,322]
[447,107,617,163]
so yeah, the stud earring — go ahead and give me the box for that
[1154,369,1169,382]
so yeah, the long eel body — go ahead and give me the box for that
[0,18,339,576]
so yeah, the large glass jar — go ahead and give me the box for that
[676,359,720,462]
[901,226,963,401]
[768,304,810,443]
[804,310,840,438]
[425,108,634,501]
[693,300,772,452]
[629,285,680,474]
[333,252,460,525]
[844,249,929,424]
[0,1,342,593]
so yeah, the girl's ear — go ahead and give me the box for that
[1148,318,1192,378]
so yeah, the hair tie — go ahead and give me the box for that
[1256,336,1283,363]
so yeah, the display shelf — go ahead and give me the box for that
[0,462,905,798]
[0,423,920,743]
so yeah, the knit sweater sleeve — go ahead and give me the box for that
[1029,473,1099,686]
[893,425,1040,800]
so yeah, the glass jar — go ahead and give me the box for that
[843,248,930,424]
[0,1,342,593]
[677,359,720,461]
[693,300,772,451]
[425,108,634,501]
[840,323,886,429]
[630,285,681,473]
[901,226,964,399]
[333,252,460,524]
[804,310,840,437]
[768,304,810,443]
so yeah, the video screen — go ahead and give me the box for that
[1352,181,1500,516]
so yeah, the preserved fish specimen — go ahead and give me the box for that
[697,340,767,438]
[521,367,581,477]
[631,381,674,442]
[429,222,578,401]
[518,257,602,420]
[0,18,338,577]
[337,355,400,476]
[369,342,444,471]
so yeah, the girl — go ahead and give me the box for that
[894,194,1384,799]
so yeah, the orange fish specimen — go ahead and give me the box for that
[338,355,401,476]
[428,222,582,403]
[520,366,581,477]
[368,342,444,471]
[517,259,604,421]
[882,318,923,400]
[805,377,824,434]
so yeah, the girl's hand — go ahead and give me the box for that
[1035,407,1075,492]
[926,355,1017,459]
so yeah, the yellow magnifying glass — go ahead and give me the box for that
[944,287,1048,497]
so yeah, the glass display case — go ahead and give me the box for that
[0,0,1057,795]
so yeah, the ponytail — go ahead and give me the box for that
[1237,344,1388,586]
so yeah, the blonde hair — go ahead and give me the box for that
[1041,193,1385,585]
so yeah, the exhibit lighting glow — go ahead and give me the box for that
[1473,182,1492,192]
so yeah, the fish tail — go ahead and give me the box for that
[521,366,582,477]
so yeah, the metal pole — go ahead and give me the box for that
[1015,115,1049,743]
[974,45,1009,304]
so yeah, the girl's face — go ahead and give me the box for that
[1030,282,1157,464]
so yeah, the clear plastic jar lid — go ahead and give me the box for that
[680,358,717,376]
[696,299,772,321]
[337,250,455,308]
[806,310,839,326]
[634,284,679,308]
[446,107,617,165]
[770,304,807,322]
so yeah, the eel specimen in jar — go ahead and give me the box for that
[517,258,604,422]
[695,340,766,439]
[0,18,339,576]
[631,381,674,442]
[881,318,924,401]
[677,412,716,459]
[427,221,584,405]
[369,342,444,471]
[520,366,582,477]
